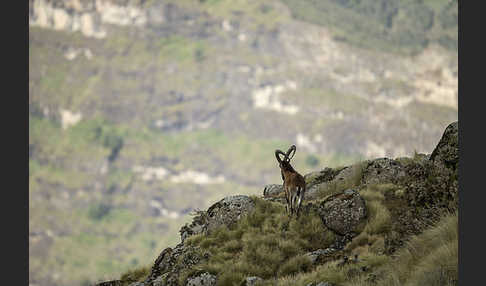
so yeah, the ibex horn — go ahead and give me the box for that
[286,145,296,161]
[275,149,286,163]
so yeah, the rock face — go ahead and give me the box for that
[205,195,255,233]
[429,121,458,170]
[317,189,367,235]
[180,195,255,242]
[147,244,209,286]
[361,158,407,185]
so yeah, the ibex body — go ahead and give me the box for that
[275,145,306,216]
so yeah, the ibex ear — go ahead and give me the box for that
[286,145,296,161]
[275,150,286,163]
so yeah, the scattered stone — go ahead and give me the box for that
[244,276,263,286]
[186,272,217,286]
[305,282,334,286]
[304,248,338,265]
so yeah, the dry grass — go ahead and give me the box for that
[119,265,150,286]
[183,197,336,285]
[375,212,458,286]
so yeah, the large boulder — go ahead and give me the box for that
[429,121,458,170]
[361,158,407,186]
[317,189,367,236]
[180,195,255,242]
[147,244,209,286]
[262,184,285,202]
[204,195,255,233]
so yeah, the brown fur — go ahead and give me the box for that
[275,145,306,216]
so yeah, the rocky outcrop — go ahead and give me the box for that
[95,121,458,286]
[317,189,367,236]
[180,195,255,242]
[361,158,407,186]
[429,121,458,170]
[146,244,209,286]
[205,195,255,233]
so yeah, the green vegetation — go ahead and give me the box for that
[120,265,151,286]
[376,212,457,286]
[29,1,457,285]
[166,183,458,286]
[281,0,457,55]
[182,197,335,285]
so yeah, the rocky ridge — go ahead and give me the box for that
[96,121,458,286]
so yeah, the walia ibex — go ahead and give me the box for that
[275,145,306,217]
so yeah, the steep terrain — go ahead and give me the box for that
[97,121,458,286]
[29,1,457,285]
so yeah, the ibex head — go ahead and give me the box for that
[275,145,296,171]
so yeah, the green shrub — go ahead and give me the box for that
[182,197,336,284]
[88,203,112,221]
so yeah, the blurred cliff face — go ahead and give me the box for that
[29,0,457,285]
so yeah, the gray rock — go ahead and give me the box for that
[148,244,209,286]
[204,195,255,233]
[317,189,367,235]
[186,272,217,286]
[180,195,255,242]
[95,280,122,286]
[263,184,283,197]
[304,248,337,264]
[361,158,407,185]
[152,275,165,286]
[305,282,334,286]
[429,121,458,170]
[305,167,344,189]
[244,276,263,286]
[304,164,364,201]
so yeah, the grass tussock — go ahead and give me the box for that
[120,265,150,286]
[183,197,336,285]
[318,162,366,200]
[276,212,457,286]
[345,184,394,254]
[276,251,391,286]
[375,212,458,286]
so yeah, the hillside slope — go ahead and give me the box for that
[96,121,458,286]
[29,1,457,285]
